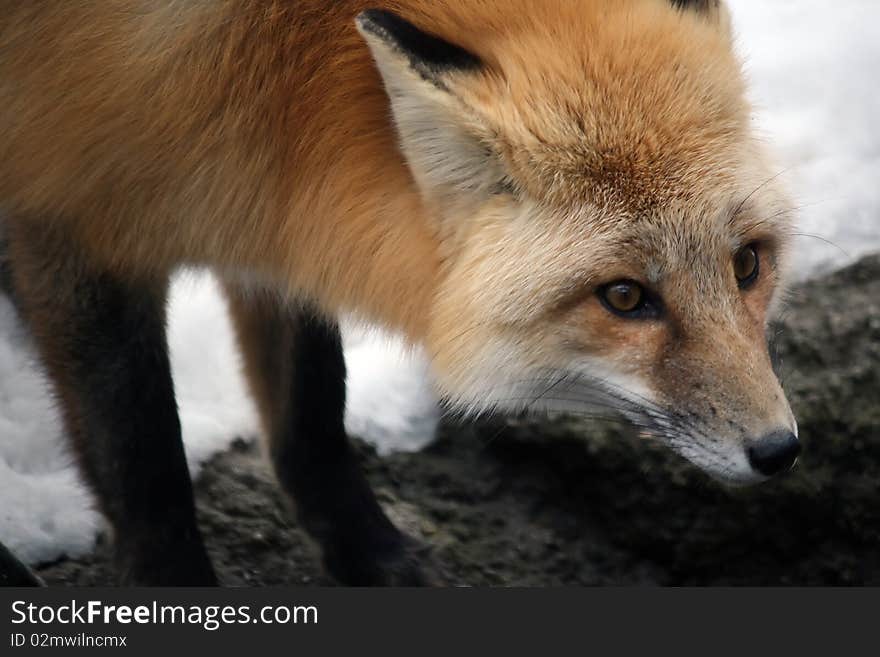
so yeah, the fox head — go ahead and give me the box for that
[357,0,798,485]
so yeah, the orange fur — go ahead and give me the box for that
[0,0,442,337]
[0,0,760,339]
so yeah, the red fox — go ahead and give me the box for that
[0,0,799,585]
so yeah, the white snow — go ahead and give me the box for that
[733,0,880,274]
[342,325,439,455]
[0,295,99,564]
[167,274,259,471]
[1,0,879,565]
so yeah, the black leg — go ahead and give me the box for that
[6,220,215,585]
[0,542,43,587]
[225,287,431,585]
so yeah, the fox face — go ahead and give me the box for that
[358,0,798,485]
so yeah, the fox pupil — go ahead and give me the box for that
[734,244,760,287]
[604,282,644,313]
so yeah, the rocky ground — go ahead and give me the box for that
[38,255,880,586]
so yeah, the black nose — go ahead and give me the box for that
[747,431,801,477]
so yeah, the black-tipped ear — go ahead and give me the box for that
[355,9,500,210]
[356,9,481,82]
[669,0,730,34]
[670,0,720,11]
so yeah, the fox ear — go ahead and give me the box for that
[670,0,732,33]
[356,10,499,206]
[670,0,720,11]
[356,9,482,84]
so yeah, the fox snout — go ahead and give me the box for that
[747,429,801,478]
[651,388,800,486]
[651,324,801,485]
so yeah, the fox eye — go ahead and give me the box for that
[734,244,760,288]
[600,281,648,317]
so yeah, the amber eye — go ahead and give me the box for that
[600,281,646,315]
[734,244,760,288]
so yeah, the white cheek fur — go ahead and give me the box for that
[432,343,764,485]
